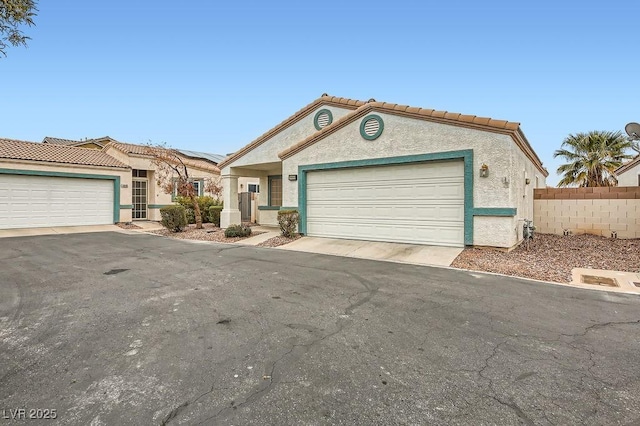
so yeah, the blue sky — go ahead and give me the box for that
[2,0,638,185]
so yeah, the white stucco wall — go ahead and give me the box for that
[282,112,546,248]
[617,162,640,186]
[222,105,354,170]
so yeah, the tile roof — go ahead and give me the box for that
[42,136,82,146]
[0,138,129,169]
[278,100,548,177]
[42,136,110,148]
[615,155,640,175]
[217,94,366,169]
[106,142,220,173]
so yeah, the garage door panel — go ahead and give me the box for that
[0,175,114,229]
[306,161,465,247]
[307,218,464,246]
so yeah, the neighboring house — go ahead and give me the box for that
[0,137,232,229]
[42,136,116,150]
[0,138,132,229]
[101,141,221,221]
[615,155,640,186]
[218,94,548,249]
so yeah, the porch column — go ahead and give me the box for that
[220,174,241,228]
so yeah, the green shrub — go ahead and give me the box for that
[160,205,188,232]
[184,207,196,224]
[175,196,222,223]
[208,205,223,227]
[224,224,252,238]
[277,209,299,238]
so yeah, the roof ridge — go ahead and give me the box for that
[217,93,366,169]
[0,137,130,169]
[277,100,547,177]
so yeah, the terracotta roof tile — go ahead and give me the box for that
[0,138,129,169]
[615,155,640,175]
[43,136,112,148]
[277,100,547,177]
[217,94,366,169]
[42,136,81,146]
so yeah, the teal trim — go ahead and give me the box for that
[472,207,517,217]
[280,206,298,210]
[148,204,173,209]
[297,150,475,245]
[313,109,333,131]
[359,114,384,140]
[258,206,280,211]
[268,175,282,207]
[0,168,122,223]
[120,204,134,209]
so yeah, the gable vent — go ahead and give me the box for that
[313,109,334,131]
[360,115,384,140]
[363,118,379,136]
[317,112,330,128]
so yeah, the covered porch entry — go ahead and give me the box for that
[221,162,283,228]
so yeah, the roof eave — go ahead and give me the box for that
[217,94,365,169]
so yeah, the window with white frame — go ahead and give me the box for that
[248,183,259,193]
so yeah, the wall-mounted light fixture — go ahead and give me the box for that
[525,178,531,185]
[288,174,298,181]
[479,163,489,178]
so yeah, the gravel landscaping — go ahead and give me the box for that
[452,233,640,283]
[116,222,142,230]
[150,223,264,243]
[257,234,302,248]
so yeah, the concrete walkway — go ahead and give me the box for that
[235,226,280,246]
[278,236,463,267]
[130,221,164,231]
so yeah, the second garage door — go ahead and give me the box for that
[305,160,465,247]
[0,174,114,230]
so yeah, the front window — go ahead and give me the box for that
[172,179,203,199]
[269,176,282,206]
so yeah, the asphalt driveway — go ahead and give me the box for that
[1,232,639,425]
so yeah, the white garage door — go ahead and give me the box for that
[0,174,114,229]
[306,160,465,247]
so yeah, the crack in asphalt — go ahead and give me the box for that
[490,395,536,426]
[159,270,381,425]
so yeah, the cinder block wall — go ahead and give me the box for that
[533,187,640,238]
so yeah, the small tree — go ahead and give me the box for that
[1,0,38,57]
[146,144,220,229]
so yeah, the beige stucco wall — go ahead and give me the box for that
[282,112,546,248]
[617,162,640,186]
[0,159,133,223]
[104,148,221,221]
[222,105,354,170]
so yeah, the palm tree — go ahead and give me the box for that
[554,131,633,187]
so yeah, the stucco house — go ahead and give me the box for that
[615,156,640,186]
[218,94,548,249]
[0,137,223,229]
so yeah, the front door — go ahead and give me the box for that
[132,179,148,220]
[239,192,252,222]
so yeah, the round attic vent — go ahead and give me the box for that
[314,109,333,130]
[360,115,384,140]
